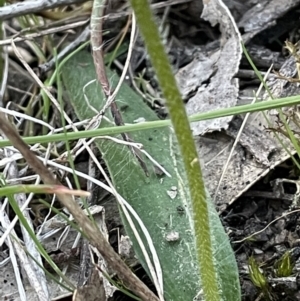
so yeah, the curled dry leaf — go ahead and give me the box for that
[239,0,300,41]
[202,44,300,209]
[177,0,242,135]
[175,0,300,210]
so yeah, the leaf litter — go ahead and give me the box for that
[2,0,300,300]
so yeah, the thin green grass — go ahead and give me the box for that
[243,41,300,296]
[6,192,75,289]
[0,14,92,295]
[242,42,300,169]
[1,91,300,148]
[3,5,300,300]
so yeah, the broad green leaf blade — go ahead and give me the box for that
[61,50,240,301]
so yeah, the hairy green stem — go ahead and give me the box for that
[129,0,220,300]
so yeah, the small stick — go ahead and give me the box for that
[0,113,159,301]
[90,1,149,176]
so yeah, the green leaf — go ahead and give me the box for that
[61,50,240,301]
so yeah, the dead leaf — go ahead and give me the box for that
[201,49,300,210]
[182,0,242,135]
[239,0,300,42]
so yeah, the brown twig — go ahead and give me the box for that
[0,19,89,47]
[0,0,87,21]
[0,0,191,21]
[0,113,159,301]
[90,1,149,176]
